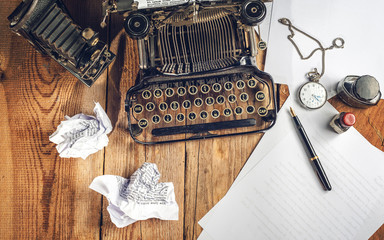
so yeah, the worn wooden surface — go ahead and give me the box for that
[0,0,383,239]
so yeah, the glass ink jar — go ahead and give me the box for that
[329,112,356,134]
[337,75,381,108]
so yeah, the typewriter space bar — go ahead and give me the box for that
[152,119,256,136]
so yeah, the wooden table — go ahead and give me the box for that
[0,0,383,239]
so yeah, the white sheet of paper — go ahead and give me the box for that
[265,0,384,99]
[200,101,384,240]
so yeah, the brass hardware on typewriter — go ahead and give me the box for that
[119,0,277,144]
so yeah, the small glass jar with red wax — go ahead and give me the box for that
[329,112,356,134]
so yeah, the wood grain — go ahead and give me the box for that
[1,0,383,239]
[0,0,106,239]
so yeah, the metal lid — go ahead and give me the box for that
[354,75,380,101]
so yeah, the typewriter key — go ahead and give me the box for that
[212,83,222,92]
[142,90,151,99]
[235,106,244,115]
[258,107,268,116]
[189,86,198,95]
[177,87,187,96]
[246,105,255,114]
[182,100,192,109]
[240,93,249,102]
[146,102,155,111]
[159,102,168,111]
[211,109,220,118]
[138,119,149,129]
[223,108,232,117]
[154,89,163,98]
[255,91,266,101]
[236,80,246,89]
[206,97,215,106]
[170,101,179,111]
[133,104,143,114]
[200,111,208,120]
[188,112,197,121]
[216,95,225,105]
[165,88,174,97]
[194,98,203,107]
[152,115,161,124]
[164,114,172,123]
[224,82,233,91]
[228,94,237,103]
[248,79,257,88]
[201,84,210,94]
[177,113,185,122]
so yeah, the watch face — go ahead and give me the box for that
[298,82,327,109]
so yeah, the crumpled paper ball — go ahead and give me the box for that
[49,102,112,159]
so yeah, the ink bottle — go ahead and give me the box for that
[329,112,356,134]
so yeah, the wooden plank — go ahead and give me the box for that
[0,0,106,239]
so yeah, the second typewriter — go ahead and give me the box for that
[121,0,277,144]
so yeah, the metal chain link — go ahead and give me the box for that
[278,18,345,82]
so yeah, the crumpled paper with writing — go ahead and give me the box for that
[49,102,112,159]
[89,162,179,228]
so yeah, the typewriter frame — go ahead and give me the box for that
[124,0,277,144]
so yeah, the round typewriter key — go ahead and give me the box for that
[240,92,249,102]
[182,100,191,109]
[246,105,255,114]
[188,112,197,121]
[236,80,246,89]
[224,82,233,91]
[152,115,161,124]
[211,109,220,118]
[206,97,215,106]
[223,108,232,117]
[177,87,187,96]
[142,90,151,99]
[176,113,185,122]
[235,106,244,115]
[248,79,257,88]
[228,94,237,103]
[133,104,143,114]
[194,98,203,107]
[255,91,266,101]
[200,111,208,120]
[212,83,222,92]
[165,88,174,97]
[159,102,168,111]
[257,107,268,117]
[216,95,225,105]
[138,119,149,129]
[201,84,210,94]
[146,102,155,112]
[189,86,198,95]
[154,89,163,98]
[164,114,172,123]
[170,101,179,111]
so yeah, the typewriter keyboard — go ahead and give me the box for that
[126,68,276,144]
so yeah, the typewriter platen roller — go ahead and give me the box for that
[124,0,277,144]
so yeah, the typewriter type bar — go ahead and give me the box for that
[8,0,115,87]
[126,66,277,144]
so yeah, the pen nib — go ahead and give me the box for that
[290,107,296,117]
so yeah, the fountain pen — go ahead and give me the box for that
[289,107,332,191]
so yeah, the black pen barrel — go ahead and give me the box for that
[312,159,332,191]
[293,116,317,158]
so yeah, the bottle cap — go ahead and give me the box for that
[341,112,356,127]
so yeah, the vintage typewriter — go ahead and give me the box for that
[121,0,277,144]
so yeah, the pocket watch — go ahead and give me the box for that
[298,81,327,109]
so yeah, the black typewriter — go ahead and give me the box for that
[122,0,277,144]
